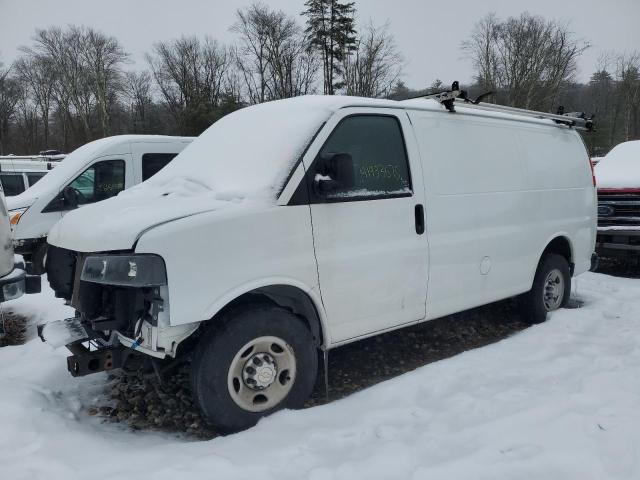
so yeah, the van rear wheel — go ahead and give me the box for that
[190,304,318,433]
[518,253,571,324]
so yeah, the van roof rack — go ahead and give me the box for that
[409,81,594,132]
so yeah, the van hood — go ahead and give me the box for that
[47,177,267,253]
[6,191,39,211]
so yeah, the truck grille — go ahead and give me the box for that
[597,192,640,227]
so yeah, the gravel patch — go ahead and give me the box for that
[95,298,529,439]
[0,312,28,347]
[595,257,640,279]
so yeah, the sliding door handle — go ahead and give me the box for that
[415,204,425,235]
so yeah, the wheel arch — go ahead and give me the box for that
[203,280,329,348]
[530,234,574,287]
[541,235,574,272]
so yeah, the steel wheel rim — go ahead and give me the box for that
[543,268,564,311]
[227,335,296,412]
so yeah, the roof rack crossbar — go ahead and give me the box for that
[412,81,594,132]
[453,100,594,131]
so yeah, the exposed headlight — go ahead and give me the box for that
[8,208,28,227]
[81,254,167,287]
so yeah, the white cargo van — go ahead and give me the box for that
[6,135,193,273]
[0,155,61,197]
[41,95,596,432]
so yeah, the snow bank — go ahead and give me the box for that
[2,272,640,479]
[595,140,640,189]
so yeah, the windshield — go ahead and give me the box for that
[145,97,334,200]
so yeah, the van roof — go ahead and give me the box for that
[281,95,571,130]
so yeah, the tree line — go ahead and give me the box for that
[0,3,638,157]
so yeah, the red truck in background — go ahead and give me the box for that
[595,141,640,259]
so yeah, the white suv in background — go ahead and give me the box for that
[6,135,193,273]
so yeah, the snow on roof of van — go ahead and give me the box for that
[595,140,640,189]
[131,95,569,204]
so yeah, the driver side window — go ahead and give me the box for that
[68,160,125,205]
[312,115,412,202]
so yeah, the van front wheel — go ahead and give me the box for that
[190,304,318,433]
[518,253,571,324]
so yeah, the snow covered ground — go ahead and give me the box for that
[1,272,640,480]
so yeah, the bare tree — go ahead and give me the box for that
[463,13,589,110]
[80,27,129,136]
[232,3,318,103]
[147,36,232,134]
[0,61,20,154]
[28,27,95,140]
[123,71,153,132]
[463,13,499,94]
[14,53,56,146]
[342,22,402,98]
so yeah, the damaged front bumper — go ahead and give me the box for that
[37,316,165,377]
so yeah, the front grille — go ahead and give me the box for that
[597,192,640,227]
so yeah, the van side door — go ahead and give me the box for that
[299,108,428,343]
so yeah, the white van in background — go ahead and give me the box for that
[42,95,596,432]
[7,135,193,273]
[0,155,62,197]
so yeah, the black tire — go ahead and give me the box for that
[518,253,571,325]
[28,243,48,275]
[190,304,318,433]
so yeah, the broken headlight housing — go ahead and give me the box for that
[81,254,167,287]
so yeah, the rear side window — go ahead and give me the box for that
[0,174,26,196]
[67,160,125,205]
[317,115,411,200]
[27,172,46,187]
[142,153,178,181]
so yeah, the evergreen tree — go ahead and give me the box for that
[302,0,357,94]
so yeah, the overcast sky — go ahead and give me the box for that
[1,0,638,88]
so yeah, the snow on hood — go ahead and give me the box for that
[48,96,341,252]
[595,140,640,189]
[47,177,249,252]
[5,190,38,211]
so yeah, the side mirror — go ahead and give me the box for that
[62,186,79,209]
[314,153,355,195]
